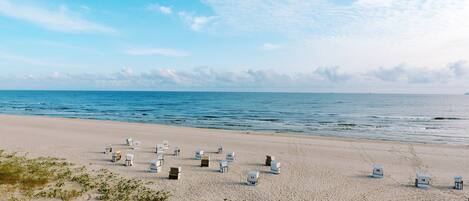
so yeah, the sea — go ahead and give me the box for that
[0,91,468,144]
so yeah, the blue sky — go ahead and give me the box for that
[1,0,469,93]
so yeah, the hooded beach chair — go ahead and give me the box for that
[111,151,122,162]
[226,152,235,162]
[173,147,181,156]
[247,171,260,186]
[201,155,210,167]
[217,144,223,154]
[126,138,133,146]
[149,159,162,173]
[219,160,228,173]
[132,141,141,150]
[271,160,281,174]
[195,149,204,160]
[104,145,113,154]
[169,167,182,180]
[163,140,169,150]
[454,176,463,190]
[156,144,165,154]
[372,164,384,178]
[265,155,275,166]
[415,172,430,188]
[125,153,134,166]
[157,153,165,165]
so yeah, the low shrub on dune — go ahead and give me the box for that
[0,149,170,201]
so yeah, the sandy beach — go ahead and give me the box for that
[0,114,468,201]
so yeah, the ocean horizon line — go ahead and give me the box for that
[0,89,465,96]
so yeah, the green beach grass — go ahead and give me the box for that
[0,149,170,201]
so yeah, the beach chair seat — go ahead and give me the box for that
[149,160,162,173]
[111,151,122,162]
[219,160,228,173]
[415,172,430,188]
[125,153,134,166]
[126,138,133,146]
[195,149,204,160]
[454,176,463,190]
[201,155,210,167]
[226,152,235,162]
[265,155,275,166]
[247,171,260,186]
[372,164,384,178]
[270,160,281,174]
[169,167,181,180]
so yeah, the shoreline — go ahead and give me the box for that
[0,113,462,148]
[1,114,468,200]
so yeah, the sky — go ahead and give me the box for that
[1,0,469,94]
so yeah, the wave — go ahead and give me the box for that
[258,118,281,122]
[337,123,357,127]
[433,117,463,120]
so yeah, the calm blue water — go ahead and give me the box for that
[1,91,469,144]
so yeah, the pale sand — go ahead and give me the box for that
[0,114,468,201]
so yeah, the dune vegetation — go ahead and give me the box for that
[0,149,170,201]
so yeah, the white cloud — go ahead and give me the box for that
[159,6,172,15]
[120,68,134,77]
[2,61,467,92]
[448,60,469,77]
[367,62,469,84]
[369,65,406,82]
[0,0,114,33]
[260,43,281,50]
[179,12,217,31]
[147,4,172,15]
[314,66,350,82]
[201,0,469,72]
[124,48,190,57]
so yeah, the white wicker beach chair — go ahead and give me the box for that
[415,172,430,188]
[372,164,384,178]
[125,153,134,166]
[226,152,235,162]
[271,160,281,174]
[247,171,259,186]
[126,138,133,146]
[195,149,204,160]
[149,159,162,173]
[219,160,228,173]
[454,176,463,190]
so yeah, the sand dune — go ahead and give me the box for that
[0,114,468,201]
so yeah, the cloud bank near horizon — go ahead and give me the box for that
[2,60,468,93]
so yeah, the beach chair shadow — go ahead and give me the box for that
[224,181,247,186]
[193,168,219,173]
[351,174,376,179]
[88,151,106,154]
[243,162,264,166]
